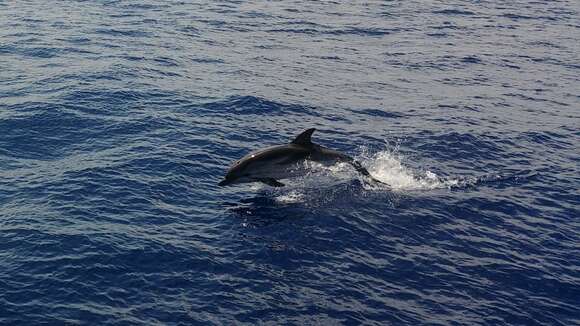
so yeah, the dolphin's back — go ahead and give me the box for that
[228,144,309,173]
[244,144,309,163]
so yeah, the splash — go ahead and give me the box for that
[274,190,306,204]
[266,144,533,204]
[358,146,536,191]
[360,149,458,191]
[268,146,457,204]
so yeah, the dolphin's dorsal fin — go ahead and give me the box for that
[291,128,315,146]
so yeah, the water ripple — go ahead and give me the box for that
[1,0,579,325]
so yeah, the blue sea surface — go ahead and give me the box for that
[1,1,579,325]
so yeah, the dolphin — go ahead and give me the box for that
[218,128,388,188]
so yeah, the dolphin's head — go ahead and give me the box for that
[218,158,253,186]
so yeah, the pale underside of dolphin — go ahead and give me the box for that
[218,128,389,188]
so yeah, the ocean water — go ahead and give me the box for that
[1,0,579,325]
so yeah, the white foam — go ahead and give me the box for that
[274,190,306,204]
[360,148,459,191]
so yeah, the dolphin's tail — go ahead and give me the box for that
[348,160,390,188]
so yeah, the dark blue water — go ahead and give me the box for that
[1,1,579,325]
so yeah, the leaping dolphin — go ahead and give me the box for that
[218,128,388,188]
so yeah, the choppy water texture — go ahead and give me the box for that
[1,1,579,325]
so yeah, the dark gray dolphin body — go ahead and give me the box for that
[218,128,389,187]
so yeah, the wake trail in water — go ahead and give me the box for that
[271,146,537,203]
[362,148,537,191]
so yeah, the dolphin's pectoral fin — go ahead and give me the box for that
[258,178,285,187]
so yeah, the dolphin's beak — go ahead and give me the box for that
[218,179,231,186]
